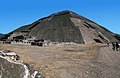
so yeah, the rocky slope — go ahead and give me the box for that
[0,57,26,78]
[0,50,43,78]
[114,34,120,41]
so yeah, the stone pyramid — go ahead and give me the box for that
[6,10,120,44]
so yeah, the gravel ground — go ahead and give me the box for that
[0,44,120,78]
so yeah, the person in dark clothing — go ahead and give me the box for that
[112,43,116,51]
[107,42,110,47]
[14,55,20,60]
[115,42,119,51]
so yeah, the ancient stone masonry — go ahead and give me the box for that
[0,10,120,45]
[0,50,44,78]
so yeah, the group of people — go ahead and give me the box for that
[112,42,120,51]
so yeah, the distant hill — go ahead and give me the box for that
[3,10,120,43]
[0,33,3,36]
[0,33,4,39]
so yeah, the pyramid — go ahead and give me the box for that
[4,10,120,44]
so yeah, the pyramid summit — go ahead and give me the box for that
[1,10,120,44]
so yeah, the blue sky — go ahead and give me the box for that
[0,0,120,34]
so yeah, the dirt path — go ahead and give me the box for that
[83,45,120,78]
[97,45,120,66]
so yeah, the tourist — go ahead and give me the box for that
[112,42,116,51]
[116,42,119,51]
